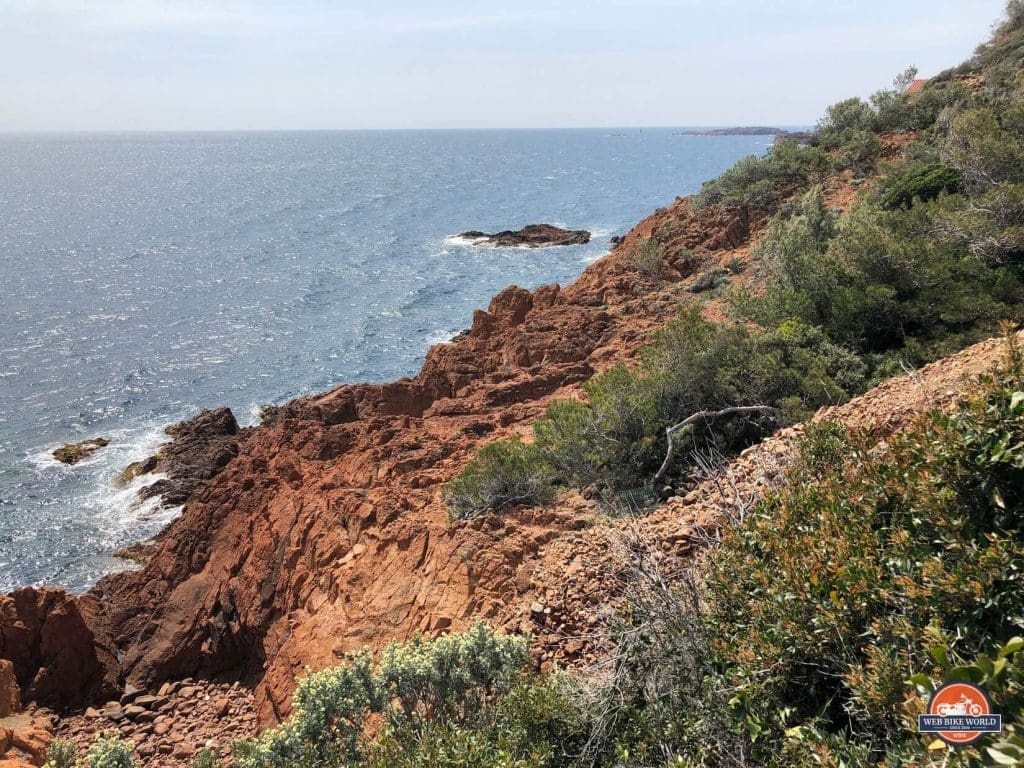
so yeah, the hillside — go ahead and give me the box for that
[6,3,1024,767]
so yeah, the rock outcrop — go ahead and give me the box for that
[458,224,591,247]
[0,588,117,710]
[51,439,109,465]
[134,408,244,507]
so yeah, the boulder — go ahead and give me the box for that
[458,224,590,248]
[113,456,158,487]
[51,438,109,465]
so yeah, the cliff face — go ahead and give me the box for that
[3,199,760,724]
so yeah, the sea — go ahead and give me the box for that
[0,128,770,592]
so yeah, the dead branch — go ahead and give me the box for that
[652,405,778,486]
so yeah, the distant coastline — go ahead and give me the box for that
[679,126,784,136]
[679,127,815,142]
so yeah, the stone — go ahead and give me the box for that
[119,685,143,705]
[113,456,158,488]
[157,682,178,697]
[457,224,591,248]
[52,438,110,465]
[132,694,167,709]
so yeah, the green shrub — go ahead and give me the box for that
[725,255,746,274]
[700,361,1024,764]
[833,129,882,174]
[879,162,962,209]
[190,748,221,768]
[234,624,531,768]
[743,183,1024,363]
[444,439,555,520]
[818,97,878,136]
[43,739,77,768]
[530,310,863,496]
[633,237,665,277]
[81,735,135,768]
[944,105,1024,189]
[914,638,1024,766]
[693,140,828,211]
[687,269,729,293]
[363,677,584,768]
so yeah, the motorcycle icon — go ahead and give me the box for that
[937,695,984,717]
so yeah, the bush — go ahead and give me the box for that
[529,309,863,496]
[363,678,585,768]
[833,129,882,174]
[700,359,1024,764]
[444,439,555,520]
[687,269,729,293]
[943,105,1024,189]
[725,255,746,274]
[43,739,77,768]
[234,624,532,768]
[743,183,1024,364]
[818,97,877,136]
[632,237,664,277]
[879,161,962,209]
[190,748,221,768]
[81,735,135,768]
[693,140,828,211]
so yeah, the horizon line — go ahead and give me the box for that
[0,123,815,135]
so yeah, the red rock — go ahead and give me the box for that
[0,662,20,717]
[0,588,117,710]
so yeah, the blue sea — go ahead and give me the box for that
[0,129,769,592]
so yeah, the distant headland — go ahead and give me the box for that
[678,126,814,141]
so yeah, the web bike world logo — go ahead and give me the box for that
[918,682,1002,746]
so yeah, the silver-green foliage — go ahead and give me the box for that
[234,623,531,768]
[42,738,77,768]
[82,734,135,768]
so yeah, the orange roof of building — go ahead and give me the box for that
[907,78,928,94]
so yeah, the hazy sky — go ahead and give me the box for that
[0,0,1010,131]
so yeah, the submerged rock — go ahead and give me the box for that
[112,542,156,566]
[459,224,590,248]
[52,438,110,465]
[113,456,158,488]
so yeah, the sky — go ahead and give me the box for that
[0,0,1011,131]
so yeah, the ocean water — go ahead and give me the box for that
[0,129,769,592]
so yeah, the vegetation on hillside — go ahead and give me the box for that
[446,0,1024,515]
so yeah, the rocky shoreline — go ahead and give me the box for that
[0,169,920,764]
[0,196,765,763]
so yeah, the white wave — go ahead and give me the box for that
[580,250,610,265]
[444,233,490,247]
[241,402,265,428]
[426,328,465,346]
